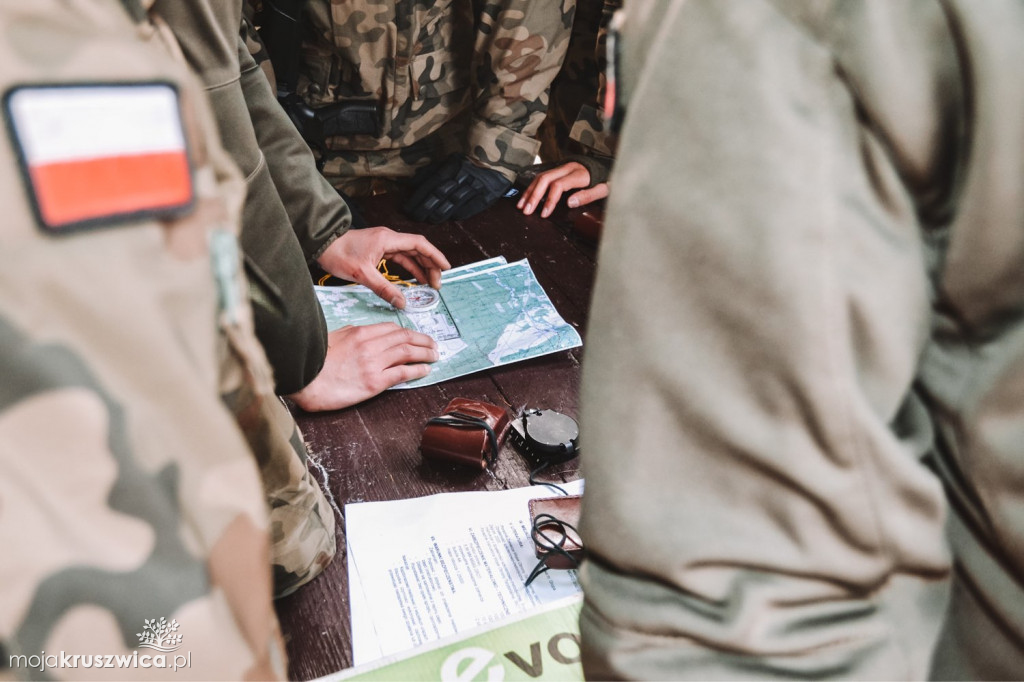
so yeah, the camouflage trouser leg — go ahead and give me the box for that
[224,382,337,599]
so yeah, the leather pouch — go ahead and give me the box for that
[528,494,583,569]
[421,397,511,470]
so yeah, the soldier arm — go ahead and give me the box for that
[156,0,330,395]
[562,0,620,164]
[237,26,355,263]
[468,0,576,182]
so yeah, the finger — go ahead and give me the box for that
[378,363,432,388]
[329,322,404,343]
[567,182,610,208]
[540,183,567,218]
[358,326,437,359]
[397,234,451,272]
[392,252,444,289]
[520,167,569,215]
[543,169,594,217]
[378,340,441,368]
[358,267,406,308]
[389,252,432,286]
[383,235,449,286]
[427,266,443,290]
[375,325,437,350]
[519,177,542,213]
[521,166,574,215]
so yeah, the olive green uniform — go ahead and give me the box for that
[295,0,576,195]
[154,0,338,599]
[579,0,1024,678]
[0,1,290,677]
[154,0,356,396]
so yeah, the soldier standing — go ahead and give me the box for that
[579,0,1024,679]
[257,0,576,223]
[0,0,293,677]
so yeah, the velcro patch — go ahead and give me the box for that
[4,82,194,233]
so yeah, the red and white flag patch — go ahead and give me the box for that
[5,83,194,232]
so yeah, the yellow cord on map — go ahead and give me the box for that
[318,259,414,287]
[377,258,415,287]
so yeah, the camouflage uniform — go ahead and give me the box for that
[154,0,338,599]
[537,0,619,185]
[293,0,576,195]
[0,1,288,678]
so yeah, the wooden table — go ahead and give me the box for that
[276,192,599,681]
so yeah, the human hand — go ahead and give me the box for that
[288,323,439,411]
[317,226,451,309]
[405,154,512,223]
[516,162,609,218]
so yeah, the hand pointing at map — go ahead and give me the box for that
[289,226,451,412]
[290,323,440,412]
[317,226,451,308]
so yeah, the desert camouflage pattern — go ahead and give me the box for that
[157,0,337,600]
[0,3,293,679]
[538,0,619,166]
[294,0,575,193]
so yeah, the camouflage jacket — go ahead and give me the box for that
[0,1,288,678]
[538,0,619,184]
[296,0,576,185]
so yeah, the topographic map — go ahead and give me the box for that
[315,257,582,388]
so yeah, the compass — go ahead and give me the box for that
[403,286,441,312]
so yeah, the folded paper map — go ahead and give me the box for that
[315,258,583,388]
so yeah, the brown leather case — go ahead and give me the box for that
[528,494,583,569]
[420,398,512,470]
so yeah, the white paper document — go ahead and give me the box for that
[346,481,585,665]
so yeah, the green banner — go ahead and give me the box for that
[330,596,583,681]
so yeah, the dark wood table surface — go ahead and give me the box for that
[276,192,599,681]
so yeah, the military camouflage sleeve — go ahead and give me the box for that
[565,0,619,162]
[0,4,290,677]
[539,0,619,167]
[238,23,354,263]
[469,0,576,181]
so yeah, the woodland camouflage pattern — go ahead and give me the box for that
[0,2,325,678]
[293,0,575,194]
[538,0,619,177]
[242,8,278,87]
[222,384,337,599]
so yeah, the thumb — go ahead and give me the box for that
[363,269,406,309]
[567,183,610,208]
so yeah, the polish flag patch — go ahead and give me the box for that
[5,83,194,232]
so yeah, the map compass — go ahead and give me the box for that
[402,286,441,312]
